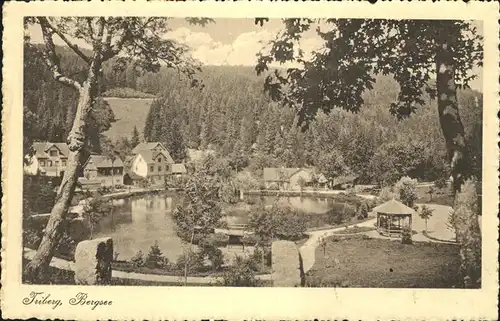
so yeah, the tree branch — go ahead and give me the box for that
[38,18,82,90]
[44,18,92,65]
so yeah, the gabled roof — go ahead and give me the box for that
[171,163,187,174]
[136,150,174,164]
[132,142,166,154]
[372,199,415,215]
[331,174,358,186]
[32,142,69,158]
[84,155,124,169]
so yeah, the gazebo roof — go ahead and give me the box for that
[373,199,415,215]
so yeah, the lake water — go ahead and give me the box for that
[93,193,337,261]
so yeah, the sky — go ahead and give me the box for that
[27,18,483,91]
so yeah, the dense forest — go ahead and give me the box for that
[23,44,482,186]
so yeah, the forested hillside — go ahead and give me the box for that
[23,45,482,185]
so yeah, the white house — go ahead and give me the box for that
[24,142,69,177]
[130,149,175,185]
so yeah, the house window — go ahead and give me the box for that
[55,160,59,167]
[158,166,162,172]
[150,165,154,172]
[158,158,162,163]
[39,160,45,167]
[114,168,121,174]
[49,150,58,157]
[62,160,67,167]
[47,160,53,167]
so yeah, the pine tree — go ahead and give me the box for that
[131,126,140,147]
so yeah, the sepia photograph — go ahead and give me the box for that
[1,2,498,319]
[21,16,484,288]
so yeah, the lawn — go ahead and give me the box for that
[103,98,154,142]
[306,235,464,288]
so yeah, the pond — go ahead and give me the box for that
[93,193,344,262]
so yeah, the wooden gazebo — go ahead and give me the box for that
[373,199,415,237]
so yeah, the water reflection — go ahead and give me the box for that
[94,193,337,262]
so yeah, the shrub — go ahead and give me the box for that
[23,175,57,215]
[175,249,205,273]
[274,210,308,241]
[241,234,259,246]
[394,176,418,208]
[379,186,395,202]
[130,250,145,267]
[401,227,413,245]
[205,233,229,247]
[218,256,261,287]
[356,201,369,220]
[144,241,169,269]
[198,240,224,271]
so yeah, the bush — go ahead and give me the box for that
[144,241,169,269]
[218,256,261,287]
[205,233,229,247]
[198,240,224,271]
[394,176,418,207]
[356,201,369,220]
[241,234,259,246]
[379,186,395,202]
[274,210,308,241]
[176,249,205,273]
[23,175,57,215]
[401,227,413,245]
[131,250,145,267]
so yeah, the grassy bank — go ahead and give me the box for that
[305,234,464,288]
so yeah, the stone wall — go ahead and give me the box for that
[74,237,113,285]
[271,240,305,287]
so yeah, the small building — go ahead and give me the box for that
[263,167,327,190]
[373,199,415,237]
[24,142,69,177]
[171,163,187,177]
[81,155,124,187]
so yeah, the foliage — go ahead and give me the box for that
[419,205,434,231]
[198,239,224,271]
[317,149,350,187]
[218,256,261,287]
[205,233,230,247]
[378,186,395,202]
[175,249,205,274]
[144,241,169,269]
[247,205,307,243]
[131,126,141,147]
[451,179,481,288]
[394,176,418,207]
[130,250,145,267]
[401,227,413,245]
[102,87,156,99]
[23,176,57,216]
[172,169,222,242]
[357,201,369,220]
[241,234,259,246]
[81,193,113,239]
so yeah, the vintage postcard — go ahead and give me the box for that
[1,1,499,320]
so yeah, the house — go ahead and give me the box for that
[130,149,175,185]
[264,167,329,190]
[80,155,125,187]
[330,174,358,190]
[24,142,69,177]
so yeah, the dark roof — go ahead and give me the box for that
[373,199,415,215]
[132,142,165,154]
[136,150,174,164]
[84,155,124,169]
[32,142,69,158]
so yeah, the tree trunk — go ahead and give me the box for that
[435,26,481,287]
[25,58,102,283]
[435,38,468,194]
